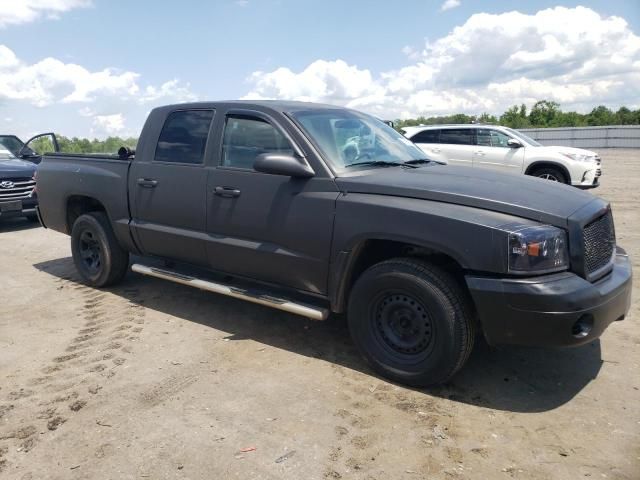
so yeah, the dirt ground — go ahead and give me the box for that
[1,150,638,480]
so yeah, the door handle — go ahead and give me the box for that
[431,148,441,153]
[474,151,486,156]
[214,186,241,198]
[137,178,158,188]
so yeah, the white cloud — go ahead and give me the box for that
[0,45,196,108]
[243,59,385,106]
[0,0,90,28]
[235,0,249,6]
[440,0,461,12]
[139,79,197,104]
[243,6,640,118]
[92,113,125,136]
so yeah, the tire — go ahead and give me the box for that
[25,213,39,223]
[531,167,567,184]
[71,211,129,287]
[347,258,474,387]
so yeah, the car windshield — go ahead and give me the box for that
[504,127,543,147]
[289,109,428,172]
[0,148,17,160]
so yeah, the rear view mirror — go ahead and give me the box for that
[507,138,523,148]
[254,153,315,178]
[334,119,362,129]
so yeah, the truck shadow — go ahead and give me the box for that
[34,257,604,414]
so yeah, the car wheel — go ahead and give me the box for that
[532,167,567,184]
[347,258,474,387]
[71,211,129,287]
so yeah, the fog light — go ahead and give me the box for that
[572,314,594,338]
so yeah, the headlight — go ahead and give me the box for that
[561,152,595,163]
[508,225,569,274]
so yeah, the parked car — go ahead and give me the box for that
[402,124,601,188]
[0,147,39,222]
[35,101,632,386]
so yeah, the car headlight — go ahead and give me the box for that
[561,152,595,163]
[508,225,569,274]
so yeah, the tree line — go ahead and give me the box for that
[395,101,640,130]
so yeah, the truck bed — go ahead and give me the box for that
[36,153,134,248]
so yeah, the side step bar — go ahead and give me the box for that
[131,264,329,321]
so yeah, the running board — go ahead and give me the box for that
[131,264,329,321]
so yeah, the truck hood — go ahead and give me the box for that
[335,164,602,227]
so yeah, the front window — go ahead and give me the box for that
[503,127,542,147]
[477,129,511,147]
[222,115,293,169]
[289,109,427,171]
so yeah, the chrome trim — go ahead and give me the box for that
[131,264,329,320]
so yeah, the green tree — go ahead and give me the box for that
[586,106,615,126]
[528,100,560,127]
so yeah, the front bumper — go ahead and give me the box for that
[574,159,601,189]
[0,197,38,219]
[466,248,632,347]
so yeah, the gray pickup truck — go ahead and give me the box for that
[36,101,632,386]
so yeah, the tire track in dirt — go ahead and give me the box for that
[322,369,466,479]
[0,273,146,473]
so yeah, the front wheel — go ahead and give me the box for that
[347,258,474,387]
[531,167,567,184]
[71,212,129,287]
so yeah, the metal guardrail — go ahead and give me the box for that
[518,126,640,148]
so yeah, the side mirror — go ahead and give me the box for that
[254,153,315,178]
[507,138,523,148]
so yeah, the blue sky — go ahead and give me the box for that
[1,0,639,139]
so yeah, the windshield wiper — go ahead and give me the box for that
[344,160,405,169]
[404,158,434,166]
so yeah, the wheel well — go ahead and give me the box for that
[337,239,467,312]
[66,195,106,233]
[525,162,571,183]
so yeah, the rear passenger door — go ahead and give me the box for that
[129,109,214,266]
[409,129,447,164]
[437,128,475,166]
[473,128,525,173]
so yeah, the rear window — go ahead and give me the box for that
[154,110,214,164]
[411,129,440,144]
[439,129,475,146]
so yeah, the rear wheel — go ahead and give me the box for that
[71,212,129,287]
[531,167,567,184]
[347,258,474,387]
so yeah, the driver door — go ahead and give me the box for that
[17,133,60,164]
[205,110,338,294]
[473,128,525,173]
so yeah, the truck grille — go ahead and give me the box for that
[583,210,615,275]
[0,177,36,201]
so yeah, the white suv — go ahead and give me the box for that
[402,125,601,188]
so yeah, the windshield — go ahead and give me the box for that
[503,127,543,147]
[0,148,17,160]
[290,109,427,172]
[0,136,24,157]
